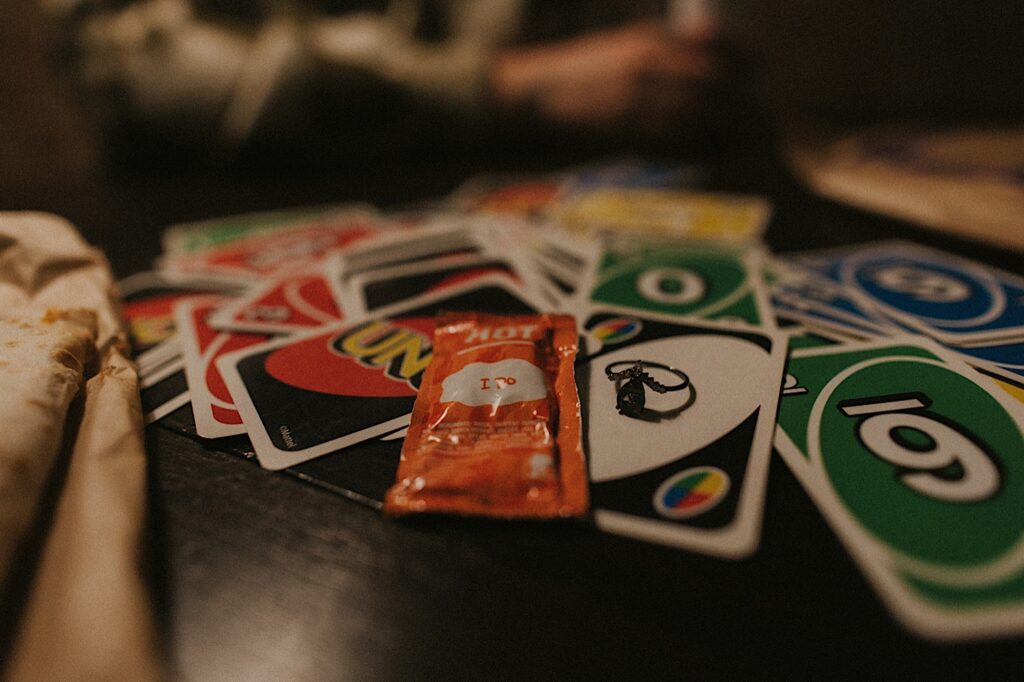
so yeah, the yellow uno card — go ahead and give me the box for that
[994,376,1024,405]
[552,189,771,243]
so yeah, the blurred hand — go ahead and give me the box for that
[490,21,729,138]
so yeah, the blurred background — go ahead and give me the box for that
[3,0,1022,268]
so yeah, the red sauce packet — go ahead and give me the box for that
[383,312,589,519]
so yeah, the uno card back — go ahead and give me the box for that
[219,277,545,470]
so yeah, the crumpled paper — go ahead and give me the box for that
[0,307,96,576]
[0,212,163,680]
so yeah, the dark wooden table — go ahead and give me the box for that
[7,147,1024,679]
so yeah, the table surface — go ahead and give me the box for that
[7,147,1024,679]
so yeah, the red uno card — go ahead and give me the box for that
[175,296,271,438]
[208,268,343,334]
[218,277,545,469]
[449,173,567,216]
[119,270,246,356]
[164,214,381,279]
[341,255,526,317]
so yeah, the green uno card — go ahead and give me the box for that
[785,329,839,351]
[777,319,842,351]
[162,205,376,255]
[775,337,1024,640]
[574,238,773,327]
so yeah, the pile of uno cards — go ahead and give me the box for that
[772,242,1024,640]
[121,160,1024,641]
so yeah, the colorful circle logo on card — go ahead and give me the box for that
[590,317,642,345]
[653,467,730,519]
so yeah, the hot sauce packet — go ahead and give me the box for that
[383,312,588,519]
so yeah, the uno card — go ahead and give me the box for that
[327,221,490,292]
[532,253,583,293]
[163,212,382,279]
[136,337,181,376]
[219,276,545,470]
[775,337,1024,640]
[789,240,1024,345]
[530,226,600,277]
[288,435,406,509]
[120,271,245,423]
[175,296,271,438]
[137,338,188,426]
[342,255,527,316]
[161,204,378,255]
[776,319,843,351]
[940,337,1024,385]
[520,222,600,303]
[207,268,343,334]
[578,304,787,558]
[119,270,246,356]
[139,350,185,388]
[562,158,700,193]
[994,375,1024,405]
[530,259,580,307]
[136,340,188,425]
[571,237,774,327]
[772,298,879,341]
[770,262,897,338]
[335,216,513,274]
[140,367,190,425]
[449,172,567,216]
[326,219,519,310]
[534,260,577,295]
[551,188,770,242]
[771,287,890,341]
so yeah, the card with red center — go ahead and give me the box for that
[207,267,343,334]
[174,296,272,438]
[217,277,544,470]
[163,212,383,280]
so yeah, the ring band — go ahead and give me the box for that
[604,360,690,393]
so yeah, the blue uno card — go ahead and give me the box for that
[947,338,1024,383]
[772,293,884,340]
[790,241,1024,345]
[565,159,699,194]
[771,266,895,338]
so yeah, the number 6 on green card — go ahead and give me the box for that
[775,337,1024,640]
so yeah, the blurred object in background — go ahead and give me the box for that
[753,0,1024,250]
[753,0,1024,127]
[42,0,755,172]
[789,125,1024,252]
[1,1,99,191]
[19,0,1024,187]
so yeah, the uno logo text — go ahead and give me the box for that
[332,320,432,389]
